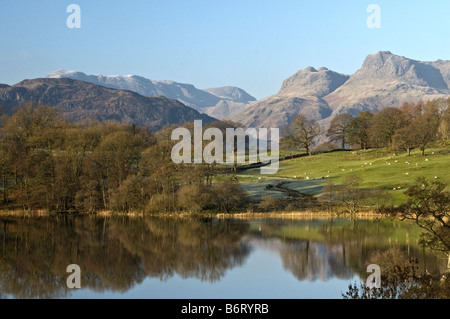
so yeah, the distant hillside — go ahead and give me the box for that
[46,70,256,119]
[204,86,256,103]
[232,51,450,132]
[0,78,217,131]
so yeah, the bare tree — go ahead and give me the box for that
[287,114,321,155]
[327,113,354,150]
[336,175,366,215]
[383,177,450,254]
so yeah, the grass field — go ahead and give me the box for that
[236,146,450,204]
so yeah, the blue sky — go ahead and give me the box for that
[1,0,450,99]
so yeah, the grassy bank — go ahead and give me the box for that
[237,146,450,205]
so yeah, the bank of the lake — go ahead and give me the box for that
[0,208,385,220]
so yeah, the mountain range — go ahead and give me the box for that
[1,51,449,135]
[46,70,256,120]
[0,78,216,131]
[231,51,450,131]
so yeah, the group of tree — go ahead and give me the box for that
[0,103,248,214]
[318,175,392,215]
[284,97,450,155]
[343,176,450,299]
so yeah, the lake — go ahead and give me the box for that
[0,215,447,299]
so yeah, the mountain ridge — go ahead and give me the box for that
[231,51,450,131]
[46,70,256,119]
[0,77,217,131]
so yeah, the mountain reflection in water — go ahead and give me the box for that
[0,216,446,299]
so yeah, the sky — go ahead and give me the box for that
[1,0,450,100]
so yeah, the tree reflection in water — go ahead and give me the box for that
[0,216,251,298]
[0,216,446,299]
[251,218,445,283]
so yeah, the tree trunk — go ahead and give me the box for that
[441,254,450,283]
[100,179,107,209]
[2,173,7,203]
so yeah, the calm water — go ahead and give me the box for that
[0,215,446,299]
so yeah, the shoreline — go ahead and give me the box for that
[216,211,385,220]
[0,209,385,220]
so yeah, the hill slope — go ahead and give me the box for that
[0,78,217,131]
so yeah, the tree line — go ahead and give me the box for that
[284,97,450,155]
[0,103,247,213]
[1,98,450,214]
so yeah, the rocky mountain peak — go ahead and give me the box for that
[353,51,446,89]
[204,86,256,104]
[279,66,349,98]
[231,51,450,133]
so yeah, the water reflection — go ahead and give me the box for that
[0,216,446,298]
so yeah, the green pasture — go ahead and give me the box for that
[235,147,450,204]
